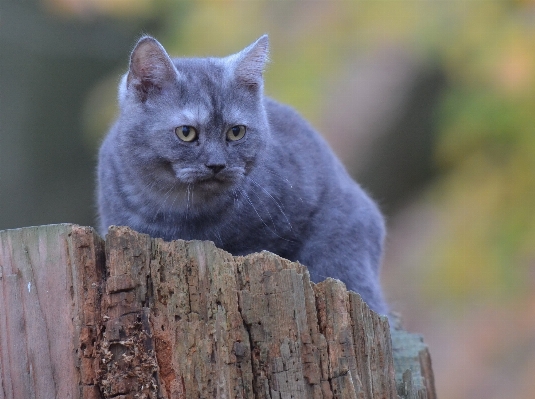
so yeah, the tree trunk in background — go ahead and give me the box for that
[0,225,435,399]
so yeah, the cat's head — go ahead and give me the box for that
[115,35,270,212]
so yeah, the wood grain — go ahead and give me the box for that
[0,225,436,399]
[0,225,104,399]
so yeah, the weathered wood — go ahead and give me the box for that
[391,327,436,399]
[0,224,105,399]
[0,224,436,399]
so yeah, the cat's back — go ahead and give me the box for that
[263,97,348,182]
[261,96,381,222]
[264,97,319,143]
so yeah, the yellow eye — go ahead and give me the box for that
[227,125,246,141]
[175,125,198,142]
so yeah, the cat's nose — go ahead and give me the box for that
[206,163,226,174]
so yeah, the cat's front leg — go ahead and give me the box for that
[296,205,388,315]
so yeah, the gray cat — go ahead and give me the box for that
[97,35,388,315]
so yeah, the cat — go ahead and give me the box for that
[97,35,388,315]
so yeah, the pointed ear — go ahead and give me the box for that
[127,36,177,102]
[233,35,269,89]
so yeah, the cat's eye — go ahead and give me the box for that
[227,125,246,141]
[175,125,198,142]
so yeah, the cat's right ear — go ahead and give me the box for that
[125,36,178,103]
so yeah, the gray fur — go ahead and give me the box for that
[97,35,388,314]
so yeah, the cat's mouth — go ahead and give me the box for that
[171,165,241,190]
[197,171,239,189]
[197,174,226,185]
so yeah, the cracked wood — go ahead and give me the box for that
[0,224,435,399]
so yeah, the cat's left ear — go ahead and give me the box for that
[230,35,269,90]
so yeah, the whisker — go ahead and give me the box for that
[168,189,180,214]
[248,184,277,230]
[152,185,175,222]
[261,167,294,187]
[186,184,191,219]
[215,229,223,247]
[261,168,305,203]
[248,177,293,232]
[238,188,293,243]
[144,179,158,193]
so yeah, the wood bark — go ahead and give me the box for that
[0,224,436,399]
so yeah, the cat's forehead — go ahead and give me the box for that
[173,105,205,121]
[172,58,226,95]
[172,57,227,86]
[175,102,246,126]
[169,57,250,122]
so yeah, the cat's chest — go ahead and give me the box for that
[143,191,301,258]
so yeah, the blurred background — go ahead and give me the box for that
[1,0,535,397]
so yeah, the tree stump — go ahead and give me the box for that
[0,224,435,399]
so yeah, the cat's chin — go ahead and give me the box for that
[172,176,238,205]
[194,178,233,193]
